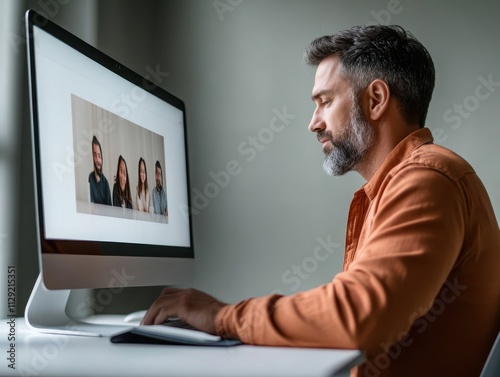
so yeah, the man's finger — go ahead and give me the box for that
[140,306,158,325]
[141,289,183,325]
[160,287,183,296]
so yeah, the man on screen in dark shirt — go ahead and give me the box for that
[152,160,168,217]
[88,135,112,205]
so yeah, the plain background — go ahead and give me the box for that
[2,0,499,317]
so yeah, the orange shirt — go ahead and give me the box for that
[215,128,500,377]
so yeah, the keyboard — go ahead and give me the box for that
[163,317,196,330]
[110,317,242,346]
[133,323,222,344]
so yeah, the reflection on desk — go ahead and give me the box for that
[2,317,363,377]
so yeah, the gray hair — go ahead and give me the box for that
[304,25,435,127]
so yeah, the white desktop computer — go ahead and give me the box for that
[25,9,194,336]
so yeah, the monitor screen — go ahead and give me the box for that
[26,11,194,291]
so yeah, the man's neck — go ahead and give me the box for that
[356,124,421,181]
[94,170,101,183]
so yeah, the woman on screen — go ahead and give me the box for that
[112,155,133,209]
[136,157,153,213]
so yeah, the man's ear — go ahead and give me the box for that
[364,79,390,121]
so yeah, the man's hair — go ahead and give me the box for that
[304,25,435,127]
[155,160,162,173]
[91,135,102,155]
[137,157,149,195]
[155,160,163,189]
[115,155,132,203]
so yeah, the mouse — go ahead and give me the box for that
[123,309,148,323]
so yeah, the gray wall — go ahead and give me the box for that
[10,0,500,315]
[119,0,500,305]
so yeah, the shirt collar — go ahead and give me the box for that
[362,127,434,200]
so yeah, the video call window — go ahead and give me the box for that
[72,94,169,224]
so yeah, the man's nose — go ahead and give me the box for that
[308,108,325,133]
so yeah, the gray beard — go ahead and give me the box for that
[323,95,374,176]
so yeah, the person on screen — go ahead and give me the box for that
[141,25,500,377]
[88,136,112,205]
[136,157,153,213]
[112,155,133,209]
[152,160,168,216]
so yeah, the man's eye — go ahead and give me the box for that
[321,100,331,107]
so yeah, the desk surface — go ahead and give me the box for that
[1,318,363,377]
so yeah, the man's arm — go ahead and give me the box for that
[215,167,465,350]
[161,189,168,216]
[151,190,157,213]
[88,174,95,202]
[142,167,465,351]
[105,179,112,205]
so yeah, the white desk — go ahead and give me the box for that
[1,318,363,377]
[76,200,168,223]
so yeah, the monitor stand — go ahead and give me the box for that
[25,274,131,337]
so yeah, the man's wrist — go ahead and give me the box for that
[214,303,235,338]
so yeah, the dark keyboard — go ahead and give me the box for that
[163,318,196,330]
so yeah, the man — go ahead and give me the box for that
[152,160,168,216]
[142,25,500,377]
[88,135,111,205]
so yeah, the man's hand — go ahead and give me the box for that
[140,287,226,334]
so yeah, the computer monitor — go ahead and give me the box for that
[25,10,194,336]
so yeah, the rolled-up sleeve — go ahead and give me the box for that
[216,166,466,353]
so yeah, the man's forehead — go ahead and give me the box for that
[311,56,347,97]
[315,56,343,80]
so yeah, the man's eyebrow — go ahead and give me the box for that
[311,89,335,101]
